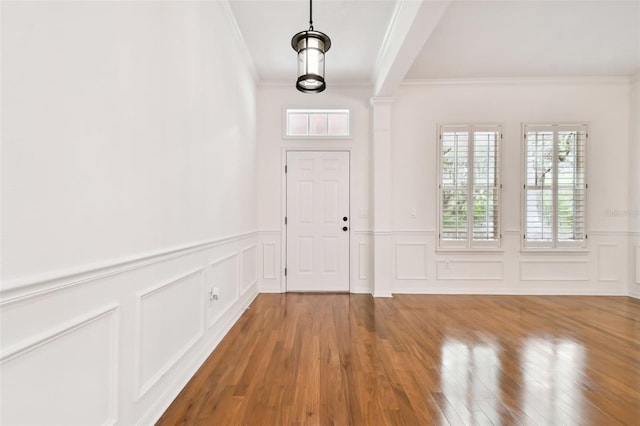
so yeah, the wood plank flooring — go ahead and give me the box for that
[157,294,640,425]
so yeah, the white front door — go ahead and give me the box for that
[286,151,350,292]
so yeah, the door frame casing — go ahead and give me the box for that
[281,147,353,293]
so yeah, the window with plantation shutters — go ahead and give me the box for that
[523,124,588,248]
[438,125,502,248]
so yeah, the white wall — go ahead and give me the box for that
[256,86,373,293]
[389,79,631,294]
[1,2,258,424]
[629,75,640,298]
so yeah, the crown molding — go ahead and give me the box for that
[258,80,373,90]
[218,0,260,85]
[401,76,632,87]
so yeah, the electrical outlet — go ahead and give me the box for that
[410,208,417,218]
[209,287,220,301]
[360,208,368,218]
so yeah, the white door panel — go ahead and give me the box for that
[286,151,349,292]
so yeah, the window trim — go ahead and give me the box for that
[521,122,589,249]
[283,108,351,139]
[437,123,503,249]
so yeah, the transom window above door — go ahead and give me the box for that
[285,109,350,138]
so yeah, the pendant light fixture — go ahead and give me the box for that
[291,0,331,93]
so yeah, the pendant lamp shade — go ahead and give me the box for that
[291,0,331,93]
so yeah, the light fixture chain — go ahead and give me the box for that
[309,0,314,30]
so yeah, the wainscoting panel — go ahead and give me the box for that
[257,231,282,293]
[1,231,259,426]
[520,260,590,281]
[597,244,619,282]
[636,246,640,285]
[359,242,369,280]
[0,305,118,426]
[395,243,428,280]
[135,269,205,399]
[350,231,372,294]
[241,245,258,294]
[262,243,277,280]
[208,253,240,328]
[436,260,504,281]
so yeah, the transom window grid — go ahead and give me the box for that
[439,125,502,248]
[523,124,587,248]
[285,109,350,138]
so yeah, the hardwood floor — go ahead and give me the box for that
[157,294,640,425]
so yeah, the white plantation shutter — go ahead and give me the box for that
[441,128,469,245]
[523,124,587,248]
[439,125,502,248]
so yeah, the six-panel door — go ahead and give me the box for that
[286,151,350,292]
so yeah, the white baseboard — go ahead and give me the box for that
[258,284,283,293]
[349,287,373,295]
[393,287,628,296]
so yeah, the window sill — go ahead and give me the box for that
[436,248,504,254]
[520,248,590,254]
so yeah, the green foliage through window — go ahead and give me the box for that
[439,126,501,248]
[524,124,587,248]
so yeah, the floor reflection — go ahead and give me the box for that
[441,339,500,425]
[521,338,585,424]
[439,337,587,425]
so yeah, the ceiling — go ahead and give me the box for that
[229,0,396,84]
[229,0,640,89]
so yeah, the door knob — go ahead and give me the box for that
[343,216,348,221]
[343,226,348,232]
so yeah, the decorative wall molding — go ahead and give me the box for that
[392,229,436,236]
[358,242,369,280]
[0,304,119,425]
[1,231,258,305]
[395,243,428,280]
[139,284,259,426]
[0,302,119,363]
[636,246,640,285]
[262,243,277,280]
[134,268,205,400]
[258,229,282,236]
[208,253,241,328]
[241,245,258,294]
[494,230,636,237]
[597,244,619,282]
[589,230,638,237]
[436,260,504,281]
[520,260,590,281]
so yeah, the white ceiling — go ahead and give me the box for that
[406,1,640,79]
[229,0,397,84]
[229,0,640,88]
